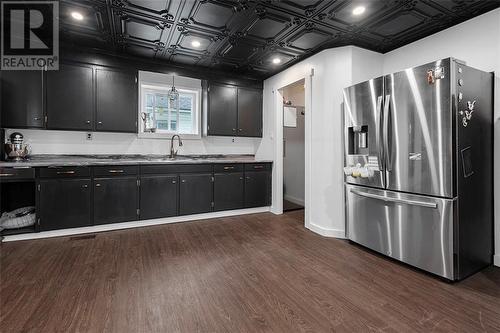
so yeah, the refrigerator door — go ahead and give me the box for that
[384,59,454,198]
[343,77,385,188]
[346,184,455,280]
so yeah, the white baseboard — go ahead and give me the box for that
[306,221,345,239]
[284,194,304,206]
[2,207,271,242]
[495,254,500,267]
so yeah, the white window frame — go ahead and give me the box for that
[137,72,202,140]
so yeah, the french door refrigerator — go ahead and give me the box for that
[343,58,493,280]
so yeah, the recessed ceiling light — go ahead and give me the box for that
[71,11,84,20]
[272,58,281,64]
[191,40,201,48]
[352,6,366,16]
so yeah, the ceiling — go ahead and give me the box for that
[59,0,500,79]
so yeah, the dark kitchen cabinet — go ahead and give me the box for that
[237,88,262,137]
[96,68,137,133]
[140,175,178,219]
[1,70,44,128]
[244,171,271,208]
[38,178,92,231]
[46,63,93,130]
[214,172,244,211]
[208,83,238,136]
[207,82,262,137]
[93,176,138,224]
[179,173,213,215]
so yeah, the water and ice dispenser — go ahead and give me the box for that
[344,125,375,178]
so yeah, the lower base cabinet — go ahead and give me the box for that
[179,173,213,215]
[33,163,271,232]
[94,177,138,225]
[140,175,178,220]
[214,172,244,211]
[38,178,92,231]
[244,171,271,208]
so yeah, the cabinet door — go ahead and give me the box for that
[237,88,262,137]
[140,175,178,220]
[46,63,93,130]
[38,179,92,231]
[1,70,44,128]
[208,83,237,136]
[94,177,138,224]
[245,171,271,208]
[179,173,213,215]
[96,68,137,133]
[214,172,244,211]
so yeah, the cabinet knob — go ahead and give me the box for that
[246,176,250,180]
[238,129,243,132]
[33,117,40,121]
[86,120,91,124]
[82,184,88,188]
[172,180,177,184]
[239,177,243,180]
[97,121,103,125]
[95,183,101,187]
[232,128,236,132]
[181,179,186,183]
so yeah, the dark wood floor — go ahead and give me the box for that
[1,211,499,332]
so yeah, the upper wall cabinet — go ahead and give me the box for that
[96,68,138,133]
[1,70,44,128]
[46,63,94,131]
[237,88,262,137]
[207,82,262,138]
[207,83,238,136]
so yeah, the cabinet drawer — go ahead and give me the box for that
[214,164,244,173]
[0,167,35,181]
[244,163,271,171]
[141,164,212,175]
[93,165,138,176]
[39,166,90,178]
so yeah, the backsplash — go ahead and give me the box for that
[4,129,261,156]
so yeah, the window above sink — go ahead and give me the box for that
[138,71,201,139]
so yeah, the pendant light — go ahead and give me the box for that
[168,75,179,101]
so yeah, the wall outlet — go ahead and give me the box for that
[86,133,93,140]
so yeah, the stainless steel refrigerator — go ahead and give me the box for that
[343,58,493,280]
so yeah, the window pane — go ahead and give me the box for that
[157,94,168,108]
[146,94,154,107]
[156,120,169,130]
[178,94,194,133]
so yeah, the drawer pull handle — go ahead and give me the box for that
[0,173,15,177]
[95,183,101,187]
[253,165,264,169]
[172,180,177,184]
[223,166,235,170]
[108,170,124,173]
[82,184,88,188]
[56,171,75,175]
[181,179,186,183]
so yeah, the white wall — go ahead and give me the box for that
[257,46,383,237]
[5,128,260,155]
[382,8,500,267]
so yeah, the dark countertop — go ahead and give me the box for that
[0,154,273,168]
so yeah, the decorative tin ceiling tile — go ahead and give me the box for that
[59,0,500,79]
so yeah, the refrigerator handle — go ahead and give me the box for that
[375,95,385,175]
[383,94,392,172]
[350,189,438,209]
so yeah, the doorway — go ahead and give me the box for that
[279,79,305,212]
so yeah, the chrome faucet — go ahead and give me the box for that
[170,134,183,158]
